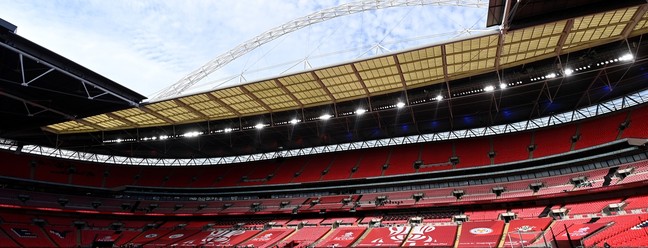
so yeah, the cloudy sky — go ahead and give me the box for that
[0,0,489,100]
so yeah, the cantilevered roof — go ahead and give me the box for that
[0,20,146,138]
[45,5,648,134]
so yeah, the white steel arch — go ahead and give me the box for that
[150,0,489,101]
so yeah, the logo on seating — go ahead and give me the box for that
[202,229,245,244]
[254,233,274,241]
[49,229,68,238]
[97,236,115,242]
[169,233,184,239]
[515,225,536,232]
[145,233,158,239]
[407,225,435,244]
[568,227,591,237]
[333,231,355,241]
[12,228,36,238]
[371,226,411,245]
[470,227,493,235]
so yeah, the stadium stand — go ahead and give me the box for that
[292,154,332,183]
[322,152,359,181]
[351,147,391,178]
[383,144,420,175]
[532,124,577,159]
[0,107,645,192]
[269,157,308,184]
[418,141,454,172]
[622,105,648,139]
[492,132,532,164]
[574,112,626,150]
[2,3,648,248]
[455,137,491,168]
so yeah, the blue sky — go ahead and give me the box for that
[0,0,489,99]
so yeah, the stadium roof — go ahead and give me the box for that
[45,4,648,134]
[0,21,145,139]
[3,2,648,158]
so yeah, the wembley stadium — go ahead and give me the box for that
[1,0,648,247]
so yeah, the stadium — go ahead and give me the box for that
[1,0,648,247]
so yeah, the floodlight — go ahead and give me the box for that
[564,68,573,76]
[183,131,201,137]
[619,53,634,61]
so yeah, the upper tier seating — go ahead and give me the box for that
[322,152,359,181]
[0,107,646,190]
[103,165,139,188]
[532,124,577,159]
[239,160,283,186]
[418,141,453,172]
[268,156,308,184]
[351,147,390,178]
[622,105,648,138]
[492,132,531,164]
[292,154,332,183]
[455,138,491,168]
[384,144,420,175]
[164,166,206,188]
[574,112,626,149]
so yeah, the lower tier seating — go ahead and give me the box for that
[0,202,646,248]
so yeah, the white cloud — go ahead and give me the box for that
[0,0,489,99]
